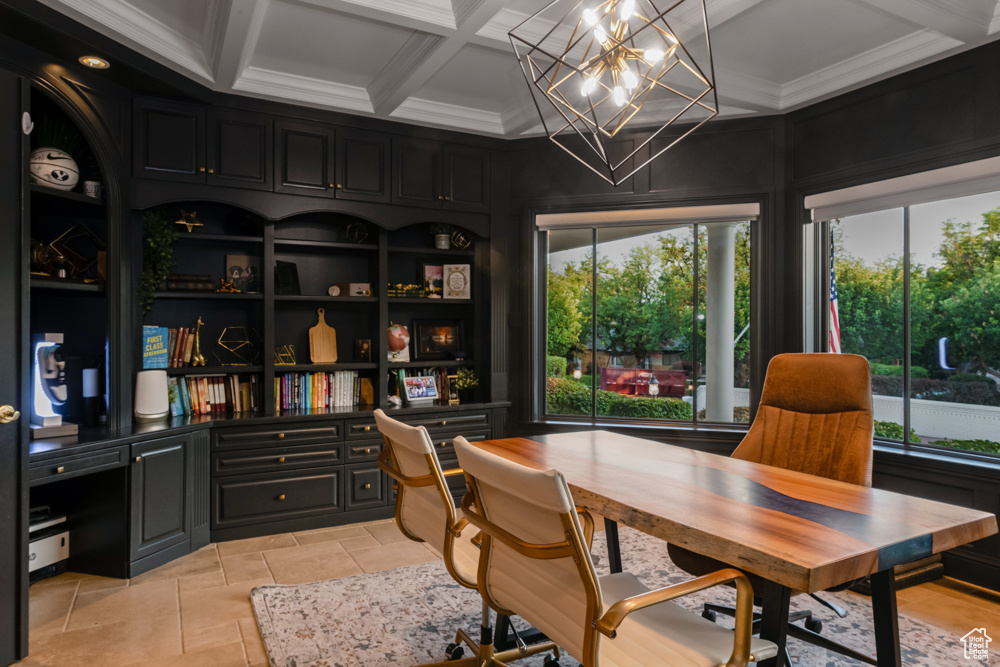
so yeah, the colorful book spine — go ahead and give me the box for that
[142,326,170,369]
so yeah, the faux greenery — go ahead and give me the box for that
[140,209,179,314]
[546,377,691,420]
[454,368,479,391]
[874,420,920,442]
[546,355,567,378]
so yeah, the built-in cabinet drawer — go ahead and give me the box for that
[346,440,382,462]
[213,443,343,476]
[29,446,128,485]
[346,462,386,510]
[346,411,489,440]
[213,467,343,529]
[213,422,341,451]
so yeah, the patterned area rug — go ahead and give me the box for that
[251,528,988,666]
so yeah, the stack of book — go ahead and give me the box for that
[275,371,374,412]
[168,373,259,416]
[143,325,215,369]
[162,273,215,291]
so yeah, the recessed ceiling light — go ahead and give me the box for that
[78,56,110,69]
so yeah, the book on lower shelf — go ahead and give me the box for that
[274,371,374,412]
[169,373,260,417]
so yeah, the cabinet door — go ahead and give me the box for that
[443,145,490,212]
[336,128,389,203]
[274,119,335,197]
[207,108,273,191]
[392,137,441,208]
[130,435,189,561]
[133,98,206,182]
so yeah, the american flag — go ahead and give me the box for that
[829,228,842,353]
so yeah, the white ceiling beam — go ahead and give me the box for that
[294,0,456,34]
[212,0,269,89]
[847,0,993,43]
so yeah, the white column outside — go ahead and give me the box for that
[705,223,736,422]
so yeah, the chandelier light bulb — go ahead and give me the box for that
[581,76,599,96]
[622,68,638,89]
[645,48,664,62]
[594,25,608,44]
[620,0,635,19]
[613,85,626,106]
[583,7,598,26]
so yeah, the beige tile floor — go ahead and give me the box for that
[22,518,1000,666]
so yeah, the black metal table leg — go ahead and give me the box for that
[870,569,901,667]
[757,581,791,667]
[604,518,622,574]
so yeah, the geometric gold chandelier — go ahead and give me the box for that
[509,0,718,186]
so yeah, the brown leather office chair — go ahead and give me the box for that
[668,353,876,665]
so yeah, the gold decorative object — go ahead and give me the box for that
[346,222,369,244]
[450,230,472,250]
[191,316,207,367]
[508,0,718,186]
[175,209,204,233]
[274,345,296,365]
[215,279,241,293]
[214,327,261,366]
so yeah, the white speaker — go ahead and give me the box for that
[134,370,169,422]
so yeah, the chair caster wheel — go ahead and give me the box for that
[805,618,822,633]
[542,655,561,667]
[702,609,717,622]
[446,643,464,660]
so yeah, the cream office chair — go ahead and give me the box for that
[373,409,558,666]
[453,435,779,667]
[667,352,876,664]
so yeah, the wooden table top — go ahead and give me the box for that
[472,431,998,592]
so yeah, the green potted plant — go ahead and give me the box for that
[454,367,479,403]
[140,208,179,314]
[428,222,454,250]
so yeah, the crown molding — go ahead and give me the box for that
[391,97,504,135]
[37,0,215,81]
[715,68,782,111]
[780,30,961,109]
[233,66,374,113]
[989,1,1000,34]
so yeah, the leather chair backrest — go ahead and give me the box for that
[732,353,874,487]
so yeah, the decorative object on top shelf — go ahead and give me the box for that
[428,223,454,250]
[141,209,179,314]
[387,283,427,298]
[327,283,371,297]
[214,327,261,366]
[387,323,411,362]
[49,224,104,280]
[164,273,214,291]
[274,260,301,295]
[346,221,370,244]
[453,367,479,404]
[215,279,241,293]
[421,262,443,298]
[309,308,338,363]
[413,319,464,361]
[81,180,102,198]
[191,317,207,367]
[443,264,471,299]
[30,147,79,191]
[508,0,718,186]
[451,230,473,250]
[174,209,204,233]
[274,345,297,366]
[226,254,260,293]
[354,339,372,363]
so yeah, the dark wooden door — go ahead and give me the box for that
[206,108,273,191]
[336,128,389,203]
[274,119,334,197]
[0,69,26,667]
[392,137,441,208]
[130,435,189,562]
[133,98,206,182]
[443,144,490,212]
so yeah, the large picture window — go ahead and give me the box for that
[809,190,1000,457]
[543,217,753,424]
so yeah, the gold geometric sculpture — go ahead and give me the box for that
[509,0,718,186]
[274,345,297,366]
[214,326,261,366]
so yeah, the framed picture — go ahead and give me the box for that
[443,264,471,299]
[274,260,300,295]
[421,262,443,298]
[354,339,372,362]
[402,375,439,405]
[413,319,464,360]
[225,255,260,293]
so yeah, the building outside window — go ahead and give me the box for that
[541,211,754,425]
[806,183,1000,458]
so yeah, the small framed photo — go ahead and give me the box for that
[413,319,464,360]
[354,339,371,362]
[402,376,438,406]
[225,255,260,293]
[443,264,471,299]
[446,374,459,405]
[274,260,300,295]
[420,262,443,298]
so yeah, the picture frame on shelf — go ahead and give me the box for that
[420,262,443,298]
[402,375,438,406]
[354,339,371,363]
[443,264,471,299]
[274,260,300,295]
[446,374,459,405]
[225,255,260,293]
[413,319,464,360]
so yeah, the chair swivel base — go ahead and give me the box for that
[418,622,559,667]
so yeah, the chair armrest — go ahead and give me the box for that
[595,568,757,667]
[442,467,464,477]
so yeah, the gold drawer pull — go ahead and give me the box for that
[208,168,215,174]
[364,426,371,432]
[440,420,447,426]
[55,466,65,474]
[199,167,206,173]
[277,494,286,501]
[277,433,285,439]
[278,456,286,463]
[134,456,142,463]
[438,441,447,447]
[363,483,371,489]
[364,448,372,454]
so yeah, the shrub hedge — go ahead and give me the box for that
[870,375,1000,406]
[930,439,1000,455]
[950,373,995,384]
[873,420,920,442]
[546,377,692,420]
[869,363,929,378]
[546,356,567,378]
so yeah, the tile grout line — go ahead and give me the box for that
[175,577,185,653]
[237,619,252,667]
[261,549,278,584]
[60,580,82,633]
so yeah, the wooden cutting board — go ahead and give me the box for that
[309,308,338,363]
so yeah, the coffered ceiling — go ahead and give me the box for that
[36,0,1000,137]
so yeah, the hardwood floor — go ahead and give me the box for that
[22,518,1000,666]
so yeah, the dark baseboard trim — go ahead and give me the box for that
[210,506,395,542]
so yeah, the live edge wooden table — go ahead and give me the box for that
[470,431,997,667]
